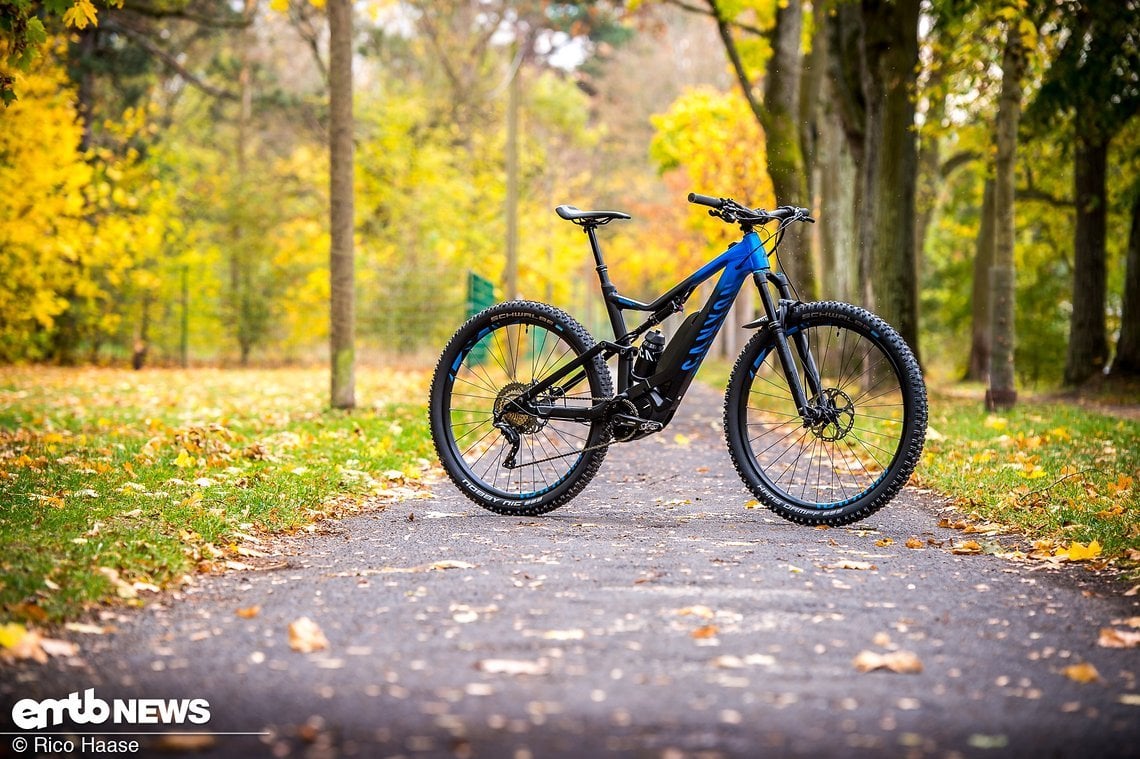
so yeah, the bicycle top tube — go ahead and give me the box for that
[609,230,770,314]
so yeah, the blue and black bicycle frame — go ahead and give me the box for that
[509,193,822,438]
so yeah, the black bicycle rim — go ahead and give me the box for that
[443,317,598,500]
[743,319,909,510]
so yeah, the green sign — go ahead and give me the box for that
[467,271,496,317]
[466,271,496,365]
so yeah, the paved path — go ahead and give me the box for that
[3,385,1138,758]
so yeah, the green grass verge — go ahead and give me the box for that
[0,367,433,623]
[919,391,1139,559]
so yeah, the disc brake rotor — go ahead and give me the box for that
[809,387,855,442]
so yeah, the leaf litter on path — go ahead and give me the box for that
[288,617,329,653]
[852,650,923,674]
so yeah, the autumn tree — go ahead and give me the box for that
[665,0,816,296]
[1024,1,1140,385]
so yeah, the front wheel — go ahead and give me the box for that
[724,301,927,526]
[430,300,613,516]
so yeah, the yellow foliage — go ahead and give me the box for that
[0,46,91,358]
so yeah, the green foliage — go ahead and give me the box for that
[0,0,121,104]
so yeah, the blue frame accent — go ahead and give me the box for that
[679,232,769,371]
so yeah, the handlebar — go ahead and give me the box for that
[687,192,724,209]
[687,192,815,226]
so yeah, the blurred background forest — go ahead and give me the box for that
[2,0,1139,392]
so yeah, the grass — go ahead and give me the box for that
[919,391,1139,559]
[0,367,434,624]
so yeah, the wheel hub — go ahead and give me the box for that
[808,387,855,442]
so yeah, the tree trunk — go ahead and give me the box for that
[328,0,356,409]
[1063,135,1110,385]
[763,0,814,297]
[824,3,866,305]
[817,91,856,302]
[965,178,995,382]
[505,49,520,301]
[1112,193,1140,376]
[986,24,1025,410]
[234,34,253,367]
[706,0,814,297]
[861,0,921,360]
[913,65,946,279]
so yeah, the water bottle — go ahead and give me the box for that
[632,330,667,381]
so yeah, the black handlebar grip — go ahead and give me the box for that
[687,192,724,209]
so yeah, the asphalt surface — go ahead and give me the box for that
[3,384,1138,759]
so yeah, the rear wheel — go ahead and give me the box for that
[430,301,612,516]
[725,301,927,526]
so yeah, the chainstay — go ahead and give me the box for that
[498,395,616,469]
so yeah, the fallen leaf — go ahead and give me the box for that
[711,653,774,669]
[1061,662,1100,684]
[39,638,79,657]
[691,624,719,639]
[951,540,983,555]
[744,499,760,509]
[1060,540,1102,562]
[983,416,1008,431]
[151,734,217,751]
[827,560,876,570]
[905,537,924,549]
[968,734,1009,750]
[852,650,923,674]
[0,623,47,663]
[542,629,585,640]
[236,605,261,619]
[1119,694,1140,706]
[676,606,715,619]
[288,617,329,653]
[1098,628,1140,649]
[375,559,477,573]
[476,658,549,675]
[1114,616,1140,628]
[673,433,691,448]
[97,567,138,599]
[0,624,78,664]
[875,538,895,547]
[64,622,108,635]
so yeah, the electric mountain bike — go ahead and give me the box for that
[429,193,927,526]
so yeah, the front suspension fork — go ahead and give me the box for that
[753,272,824,422]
